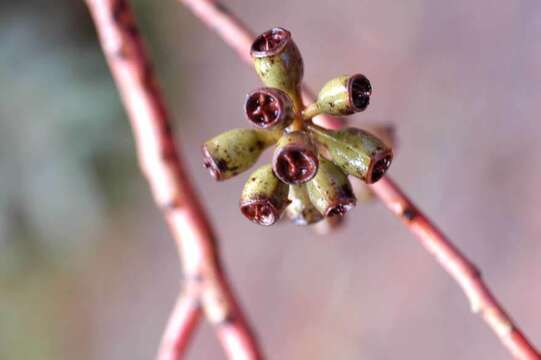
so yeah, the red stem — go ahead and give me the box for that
[177,0,540,359]
[158,291,202,359]
[370,177,540,360]
[84,0,263,359]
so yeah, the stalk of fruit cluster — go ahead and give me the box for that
[177,0,540,359]
[84,0,263,359]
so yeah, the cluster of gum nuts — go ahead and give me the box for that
[202,27,393,226]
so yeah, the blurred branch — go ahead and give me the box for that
[177,0,540,359]
[158,289,202,359]
[84,0,262,359]
[370,177,540,360]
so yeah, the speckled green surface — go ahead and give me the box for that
[253,40,305,127]
[240,165,290,225]
[202,128,276,181]
[308,124,392,183]
[253,41,303,103]
[314,75,352,115]
[306,157,355,216]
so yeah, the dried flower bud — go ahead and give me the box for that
[306,157,356,217]
[308,124,392,183]
[272,131,319,185]
[286,185,323,225]
[303,74,372,118]
[240,165,290,226]
[245,88,294,129]
[202,128,275,181]
[251,27,304,99]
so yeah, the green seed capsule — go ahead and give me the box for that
[202,128,276,181]
[306,157,356,217]
[272,131,319,185]
[303,74,371,118]
[307,123,393,184]
[240,165,290,226]
[286,184,323,225]
[251,27,304,114]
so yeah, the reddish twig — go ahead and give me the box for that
[158,290,202,359]
[84,0,263,359]
[178,0,540,359]
[370,177,540,360]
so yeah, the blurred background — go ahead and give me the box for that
[1,0,540,358]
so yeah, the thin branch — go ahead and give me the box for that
[84,0,263,359]
[178,0,540,358]
[370,177,540,360]
[158,290,202,360]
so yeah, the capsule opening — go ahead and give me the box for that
[245,89,284,128]
[370,154,393,183]
[325,182,356,217]
[202,145,225,181]
[240,200,277,226]
[274,147,318,185]
[349,74,372,112]
[250,27,291,57]
[326,201,355,217]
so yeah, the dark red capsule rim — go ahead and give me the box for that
[325,197,356,217]
[240,198,280,226]
[202,144,225,181]
[250,27,291,58]
[348,74,372,112]
[367,150,393,184]
[245,88,291,129]
[272,144,319,185]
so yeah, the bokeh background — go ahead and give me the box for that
[1,0,540,359]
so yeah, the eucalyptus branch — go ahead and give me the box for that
[84,0,263,358]
[158,289,201,359]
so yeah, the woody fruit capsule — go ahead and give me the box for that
[202,27,393,226]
